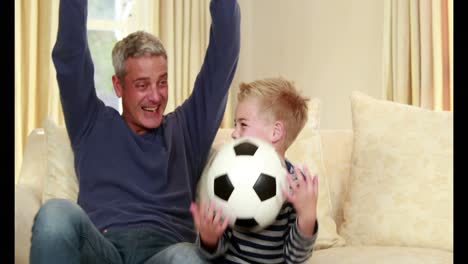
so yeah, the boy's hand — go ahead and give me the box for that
[282,165,318,237]
[190,200,229,251]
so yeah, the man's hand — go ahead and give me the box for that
[282,165,318,237]
[190,201,229,251]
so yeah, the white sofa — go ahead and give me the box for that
[15,93,453,264]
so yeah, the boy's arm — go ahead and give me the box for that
[176,0,241,175]
[284,213,319,264]
[196,232,230,259]
[52,0,103,146]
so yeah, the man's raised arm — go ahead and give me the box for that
[52,0,102,145]
[180,0,241,173]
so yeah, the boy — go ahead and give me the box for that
[190,77,319,263]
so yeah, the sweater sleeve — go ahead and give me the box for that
[176,0,241,177]
[284,217,319,264]
[196,232,230,259]
[52,0,103,146]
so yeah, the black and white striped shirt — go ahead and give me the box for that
[197,160,318,264]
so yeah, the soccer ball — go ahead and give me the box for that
[197,137,288,232]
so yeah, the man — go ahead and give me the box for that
[29,0,240,263]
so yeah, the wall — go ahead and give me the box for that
[229,0,385,129]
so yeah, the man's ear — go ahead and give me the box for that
[271,120,285,144]
[112,75,123,98]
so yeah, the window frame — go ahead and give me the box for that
[86,0,153,113]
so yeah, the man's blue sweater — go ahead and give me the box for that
[52,0,240,243]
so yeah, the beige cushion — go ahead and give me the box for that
[319,129,353,228]
[17,128,48,199]
[308,246,453,264]
[41,118,78,203]
[286,99,345,249]
[213,98,345,250]
[340,92,453,251]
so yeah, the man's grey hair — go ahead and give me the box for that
[112,31,167,81]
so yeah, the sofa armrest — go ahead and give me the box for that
[15,184,41,264]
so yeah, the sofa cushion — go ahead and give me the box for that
[319,130,353,228]
[17,128,48,199]
[286,99,345,249]
[212,98,345,250]
[309,246,453,264]
[340,92,453,251]
[42,118,78,203]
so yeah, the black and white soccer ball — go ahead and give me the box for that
[197,137,288,232]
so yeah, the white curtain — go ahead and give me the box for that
[382,0,452,111]
[15,0,63,183]
[153,0,235,128]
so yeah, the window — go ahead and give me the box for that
[87,0,153,112]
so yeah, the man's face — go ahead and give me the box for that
[231,97,274,142]
[113,55,168,135]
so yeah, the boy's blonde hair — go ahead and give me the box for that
[237,77,309,148]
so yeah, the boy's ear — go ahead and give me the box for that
[271,120,285,144]
[112,75,123,98]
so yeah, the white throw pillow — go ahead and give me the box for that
[340,92,453,251]
[42,118,78,204]
[286,98,345,249]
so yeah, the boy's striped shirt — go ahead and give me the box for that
[197,160,318,264]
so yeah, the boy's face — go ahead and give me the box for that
[232,97,274,143]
